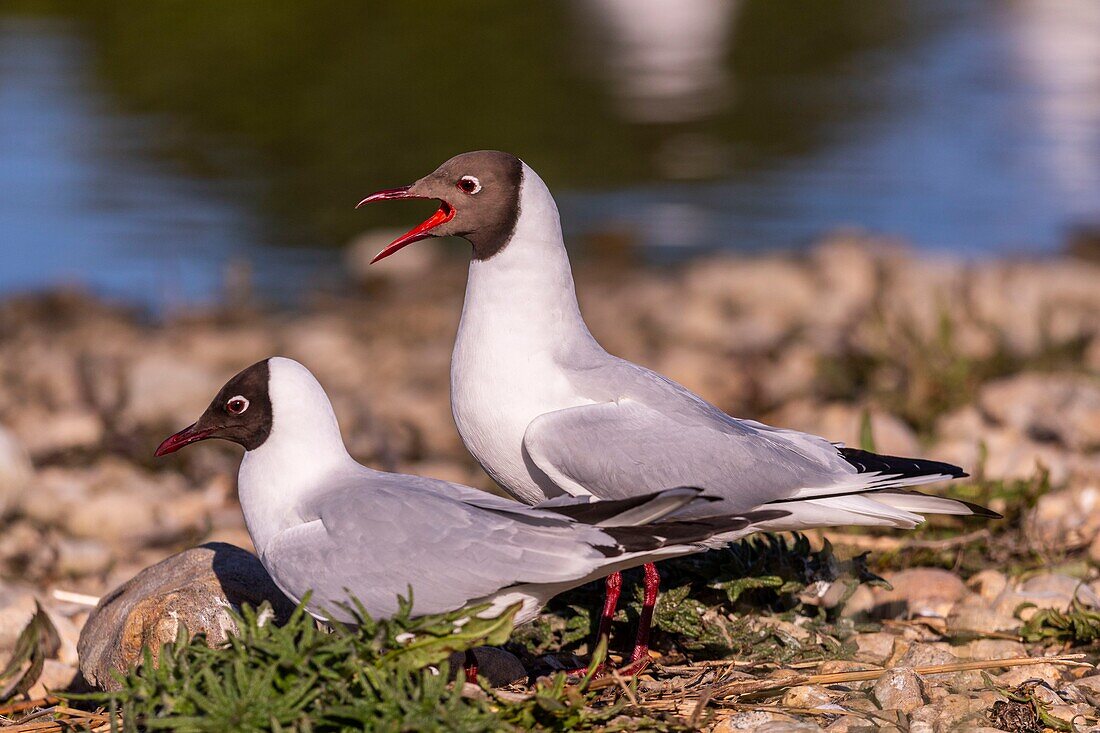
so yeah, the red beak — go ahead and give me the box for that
[154,423,217,457]
[356,186,455,263]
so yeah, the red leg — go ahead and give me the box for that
[464,649,479,685]
[627,563,660,666]
[564,571,622,677]
[596,571,623,651]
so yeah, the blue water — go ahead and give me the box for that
[1,2,1098,309]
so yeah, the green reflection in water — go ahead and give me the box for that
[55,0,912,247]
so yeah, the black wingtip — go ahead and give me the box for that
[959,499,1002,519]
[838,447,967,479]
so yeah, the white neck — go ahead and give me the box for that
[237,358,357,553]
[459,163,599,354]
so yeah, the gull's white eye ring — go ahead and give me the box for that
[226,395,250,415]
[457,175,482,195]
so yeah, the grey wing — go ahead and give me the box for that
[262,483,613,623]
[528,357,980,527]
[523,398,864,515]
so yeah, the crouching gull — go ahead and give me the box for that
[154,357,786,671]
[357,151,1000,674]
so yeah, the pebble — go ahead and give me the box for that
[965,570,1008,604]
[55,537,113,578]
[947,592,1017,635]
[854,632,897,665]
[714,713,822,732]
[872,667,924,713]
[998,573,1100,624]
[11,407,104,459]
[873,568,967,619]
[123,350,224,426]
[907,692,986,733]
[994,663,1065,687]
[781,685,833,709]
[889,641,958,669]
[980,374,1100,452]
[0,583,80,668]
[821,716,872,733]
[964,638,1027,662]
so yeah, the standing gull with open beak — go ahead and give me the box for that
[358,151,999,675]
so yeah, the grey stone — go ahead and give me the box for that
[947,592,1017,635]
[873,668,924,713]
[77,543,294,690]
[0,583,79,668]
[714,712,823,732]
[994,662,1065,688]
[447,646,527,687]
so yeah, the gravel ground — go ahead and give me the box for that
[1,233,1099,731]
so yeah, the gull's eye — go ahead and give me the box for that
[457,175,482,195]
[226,395,250,415]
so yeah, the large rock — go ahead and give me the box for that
[77,543,294,690]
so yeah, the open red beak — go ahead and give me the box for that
[356,186,455,263]
[154,423,217,457]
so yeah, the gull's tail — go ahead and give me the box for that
[756,448,999,531]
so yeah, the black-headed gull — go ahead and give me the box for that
[155,358,784,643]
[358,151,998,672]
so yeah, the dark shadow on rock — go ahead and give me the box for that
[77,542,294,690]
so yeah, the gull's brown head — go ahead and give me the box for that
[357,150,523,263]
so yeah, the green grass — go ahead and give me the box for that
[1018,600,1100,646]
[67,597,681,733]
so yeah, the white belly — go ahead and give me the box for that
[451,327,592,504]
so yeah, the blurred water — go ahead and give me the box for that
[0,17,340,308]
[0,2,1097,307]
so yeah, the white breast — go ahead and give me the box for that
[452,305,590,503]
[450,164,600,504]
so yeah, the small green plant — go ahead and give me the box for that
[986,676,1072,733]
[1017,599,1100,645]
[65,597,677,732]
